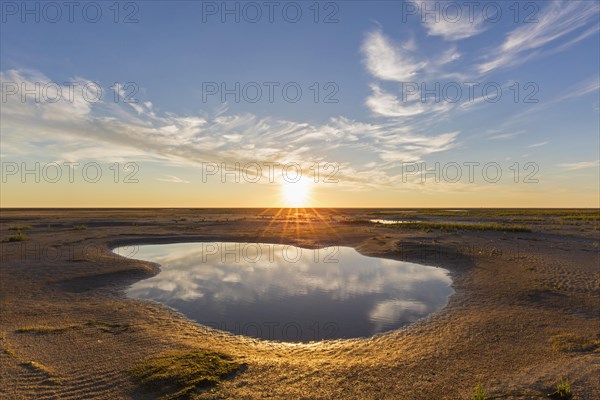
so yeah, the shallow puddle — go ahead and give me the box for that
[116,242,454,342]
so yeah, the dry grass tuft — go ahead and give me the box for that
[20,360,53,375]
[550,333,599,352]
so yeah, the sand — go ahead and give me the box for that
[0,208,598,399]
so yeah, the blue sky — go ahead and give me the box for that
[1,0,599,207]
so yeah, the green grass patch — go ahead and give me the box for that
[3,231,28,242]
[373,208,599,219]
[549,377,573,399]
[465,209,597,218]
[8,225,31,230]
[73,224,87,230]
[341,219,372,224]
[367,211,421,216]
[16,325,81,334]
[128,350,241,399]
[560,214,600,221]
[471,382,487,400]
[509,217,545,222]
[378,221,531,232]
[17,322,133,335]
[550,333,599,352]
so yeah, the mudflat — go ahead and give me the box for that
[0,208,598,399]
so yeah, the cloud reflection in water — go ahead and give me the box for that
[119,242,453,341]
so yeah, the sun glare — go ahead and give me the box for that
[282,177,311,207]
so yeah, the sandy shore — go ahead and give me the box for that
[0,209,598,399]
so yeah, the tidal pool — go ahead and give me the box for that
[116,242,454,342]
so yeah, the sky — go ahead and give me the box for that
[1,0,599,207]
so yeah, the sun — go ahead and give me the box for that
[281,177,312,207]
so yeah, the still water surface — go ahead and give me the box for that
[117,242,453,342]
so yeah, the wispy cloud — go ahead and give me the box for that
[418,0,488,40]
[0,68,460,188]
[365,84,453,119]
[527,141,549,148]
[436,47,461,65]
[366,84,424,117]
[376,131,459,162]
[360,28,464,119]
[157,175,190,184]
[558,160,600,171]
[556,77,600,102]
[478,0,599,73]
[501,76,600,124]
[489,131,525,140]
[361,30,426,82]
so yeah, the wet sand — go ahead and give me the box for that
[0,209,598,399]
